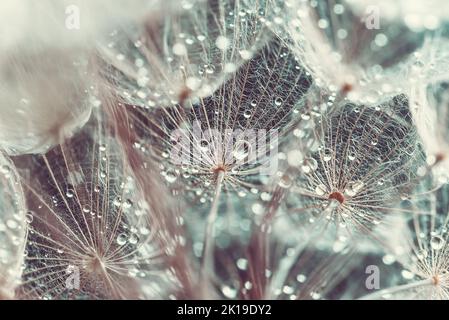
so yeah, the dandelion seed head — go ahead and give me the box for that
[15,116,178,299]
[285,94,425,238]
[0,154,26,299]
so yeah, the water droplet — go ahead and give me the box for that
[278,175,292,189]
[122,199,132,210]
[199,139,209,152]
[239,50,252,60]
[251,203,264,215]
[82,205,91,214]
[250,100,257,107]
[431,236,445,250]
[243,110,251,119]
[117,233,128,245]
[233,140,251,161]
[215,36,230,50]
[25,212,34,224]
[236,258,248,270]
[128,234,139,245]
[322,148,332,162]
[66,188,74,198]
[165,170,178,183]
[0,165,11,177]
[221,285,237,299]
[297,274,307,283]
[6,219,18,229]
[173,43,187,56]
[274,97,283,106]
[113,196,122,207]
[345,181,364,197]
[301,158,318,173]
[315,184,327,196]
[260,192,272,201]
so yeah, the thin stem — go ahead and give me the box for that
[358,278,434,300]
[200,170,225,297]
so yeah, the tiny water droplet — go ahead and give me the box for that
[323,148,332,162]
[82,205,91,214]
[274,97,283,106]
[199,139,209,152]
[66,188,74,198]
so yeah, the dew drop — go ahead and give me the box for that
[278,175,292,189]
[113,196,122,207]
[274,97,283,106]
[297,274,307,283]
[251,203,264,215]
[0,165,11,177]
[128,234,139,245]
[165,170,178,183]
[315,184,327,196]
[25,212,34,224]
[199,139,209,152]
[323,148,332,162]
[233,140,251,161]
[117,233,128,246]
[431,235,445,250]
[416,249,428,260]
[215,36,230,50]
[82,205,91,214]
[66,188,74,198]
[221,285,237,299]
[301,158,318,173]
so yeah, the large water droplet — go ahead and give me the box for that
[117,233,128,246]
[431,235,445,250]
